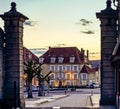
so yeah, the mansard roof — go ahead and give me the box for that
[40,47,91,64]
[80,65,98,73]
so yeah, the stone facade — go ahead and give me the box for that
[39,47,99,88]
[0,28,4,100]
[96,0,118,108]
[0,2,28,109]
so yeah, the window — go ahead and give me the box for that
[58,72,63,80]
[58,65,63,71]
[58,57,64,63]
[28,53,32,59]
[81,73,87,80]
[72,65,78,71]
[70,56,75,63]
[50,73,55,79]
[50,57,56,63]
[50,65,55,71]
[66,81,70,86]
[74,73,78,79]
[50,81,55,87]
[84,57,88,63]
[71,81,74,86]
[65,65,71,71]
[66,74,70,79]
[39,58,44,63]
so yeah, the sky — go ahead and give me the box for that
[0,0,114,60]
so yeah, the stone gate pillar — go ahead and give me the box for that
[0,28,4,101]
[0,2,28,109]
[96,0,117,109]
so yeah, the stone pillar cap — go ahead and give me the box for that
[0,2,28,20]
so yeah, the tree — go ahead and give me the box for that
[45,76,51,94]
[24,59,36,98]
[35,64,52,96]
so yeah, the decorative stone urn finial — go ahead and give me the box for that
[10,2,16,11]
[106,0,112,9]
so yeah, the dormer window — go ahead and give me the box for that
[50,57,56,63]
[84,57,88,63]
[39,58,44,63]
[70,56,75,63]
[58,57,64,63]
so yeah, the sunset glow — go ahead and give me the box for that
[0,0,106,60]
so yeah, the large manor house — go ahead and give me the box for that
[35,46,100,88]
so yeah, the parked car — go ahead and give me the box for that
[32,85,38,91]
[92,83,100,88]
[86,83,100,88]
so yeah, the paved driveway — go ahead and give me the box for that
[25,88,100,108]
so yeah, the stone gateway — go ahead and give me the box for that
[0,2,28,109]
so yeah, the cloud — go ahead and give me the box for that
[30,48,47,51]
[76,19,93,26]
[56,44,67,47]
[89,52,100,55]
[76,19,95,35]
[81,30,94,34]
[47,44,67,48]
[24,20,37,26]
[29,48,47,56]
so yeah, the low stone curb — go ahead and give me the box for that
[90,94,100,107]
[26,107,99,109]
[25,94,69,107]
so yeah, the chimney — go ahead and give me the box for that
[49,46,51,49]
[81,48,85,62]
[81,48,83,52]
[81,48,85,55]
[87,50,89,59]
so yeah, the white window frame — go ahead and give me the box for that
[71,81,74,86]
[66,81,71,86]
[81,73,88,80]
[65,65,71,71]
[50,57,56,63]
[84,57,88,63]
[66,73,70,79]
[70,56,75,63]
[58,65,63,71]
[58,57,64,63]
[58,72,63,80]
[50,73,55,79]
[50,65,55,71]
[72,65,78,71]
[50,80,55,87]
[39,57,44,63]
[74,73,78,79]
